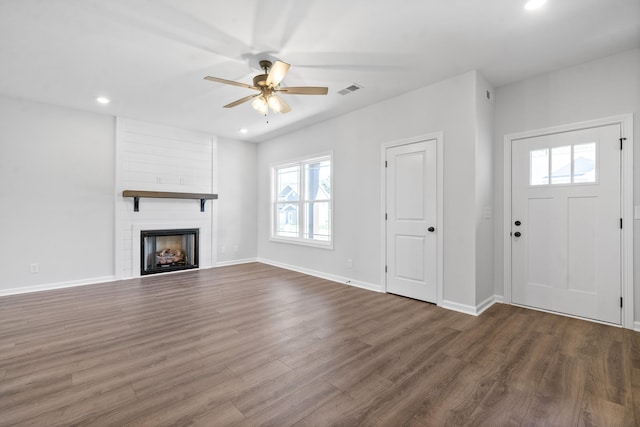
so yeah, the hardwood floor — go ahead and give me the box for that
[0,262,638,426]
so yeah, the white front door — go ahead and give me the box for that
[511,124,622,324]
[385,139,437,303]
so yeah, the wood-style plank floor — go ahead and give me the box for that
[0,262,638,426]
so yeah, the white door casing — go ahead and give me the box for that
[503,115,634,328]
[384,137,439,303]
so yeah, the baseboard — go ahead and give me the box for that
[634,321,640,332]
[0,275,116,297]
[441,300,479,316]
[476,295,498,315]
[216,258,259,267]
[441,295,500,316]
[257,258,383,293]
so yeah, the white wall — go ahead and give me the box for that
[0,95,115,293]
[217,137,258,264]
[493,48,640,318]
[257,71,482,308]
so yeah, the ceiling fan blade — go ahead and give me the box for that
[204,76,259,90]
[266,60,290,87]
[277,86,328,95]
[224,94,259,108]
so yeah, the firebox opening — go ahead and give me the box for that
[141,228,199,275]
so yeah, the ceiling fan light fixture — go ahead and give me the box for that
[252,95,268,114]
[268,95,283,113]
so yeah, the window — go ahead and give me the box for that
[272,154,332,247]
[529,142,596,186]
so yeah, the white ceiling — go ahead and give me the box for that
[0,0,638,142]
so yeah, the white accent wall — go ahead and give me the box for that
[115,118,218,278]
[493,48,640,318]
[0,96,115,294]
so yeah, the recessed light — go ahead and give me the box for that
[96,97,110,104]
[239,128,248,134]
[525,0,546,10]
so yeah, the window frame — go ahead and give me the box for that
[270,152,333,249]
[528,141,599,187]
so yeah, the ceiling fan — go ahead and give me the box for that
[204,60,328,114]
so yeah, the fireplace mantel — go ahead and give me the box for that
[122,190,218,212]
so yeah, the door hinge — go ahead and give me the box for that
[385,213,388,220]
[620,218,623,229]
[620,137,627,150]
[385,160,388,168]
[385,265,388,273]
[620,297,623,308]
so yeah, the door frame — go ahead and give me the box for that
[381,132,444,306]
[502,114,634,328]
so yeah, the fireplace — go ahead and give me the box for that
[141,228,199,275]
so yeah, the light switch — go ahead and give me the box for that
[483,207,493,220]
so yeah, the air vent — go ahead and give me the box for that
[337,83,362,95]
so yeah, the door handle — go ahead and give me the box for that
[428,227,435,232]
[514,231,522,237]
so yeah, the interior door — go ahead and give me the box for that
[511,124,622,324]
[385,139,437,303]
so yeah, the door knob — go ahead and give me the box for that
[514,231,522,237]
[428,227,435,232]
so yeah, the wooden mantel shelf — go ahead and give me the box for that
[122,190,218,212]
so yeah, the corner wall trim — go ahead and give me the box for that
[257,258,383,293]
[441,295,499,316]
[476,295,498,315]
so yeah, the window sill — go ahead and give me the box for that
[270,236,333,250]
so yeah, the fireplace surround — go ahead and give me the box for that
[141,228,199,275]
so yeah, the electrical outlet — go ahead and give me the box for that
[29,263,39,274]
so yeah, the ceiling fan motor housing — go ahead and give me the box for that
[253,74,269,87]
[258,60,273,71]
